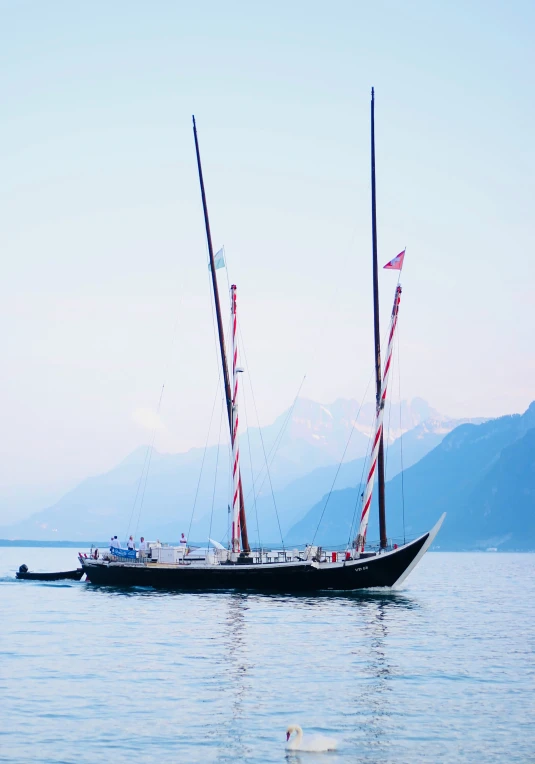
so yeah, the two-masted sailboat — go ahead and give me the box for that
[80,91,444,591]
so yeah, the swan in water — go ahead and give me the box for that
[286,724,337,752]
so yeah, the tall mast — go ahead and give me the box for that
[192,116,250,553]
[371,87,388,550]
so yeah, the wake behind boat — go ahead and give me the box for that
[80,91,444,592]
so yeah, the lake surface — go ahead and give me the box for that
[0,548,533,763]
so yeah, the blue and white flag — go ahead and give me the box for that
[209,247,225,271]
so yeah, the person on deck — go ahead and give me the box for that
[180,533,187,546]
[112,535,121,549]
[139,537,147,553]
[127,535,135,551]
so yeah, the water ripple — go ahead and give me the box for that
[0,548,533,763]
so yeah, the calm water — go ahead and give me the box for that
[0,548,533,763]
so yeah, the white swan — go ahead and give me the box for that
[285,724,337,752]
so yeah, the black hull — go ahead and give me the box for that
[81,518,443,592]
[16,568,84,581]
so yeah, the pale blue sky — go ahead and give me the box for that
[1,0,534,506]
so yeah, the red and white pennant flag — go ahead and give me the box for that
[383,249,405,271]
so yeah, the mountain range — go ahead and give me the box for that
[0,396,481,544]
[286,402,535,551]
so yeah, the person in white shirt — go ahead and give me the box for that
[180,533,187,546]
[111,535,121,549]
[127,535,135,550]
[139,537,147,553]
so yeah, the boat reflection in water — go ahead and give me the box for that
[82,581,418,760]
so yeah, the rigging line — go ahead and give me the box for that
[225,418,232,549]
[204,251,230,548]
[234,310,308,495]
[311,369,375,547]
[236,325,286,550]
[235,320,292,488]
[186,378,222,544]
[241,368,262,551]
[346,316,402,549]
[133,383,166,540]
[130,292,185,540]
[242,400,291,503]
[215,377,232,549]
[380,277,402,478]
[199,237,232,549]
[226,306,242,550]
[380,364,395,547]
[242,371,306,506]
[348,413,374,548]
[208,395,224,549]
[126,307,183,541]
[312,334,394,549]
[125,442,152,541]
[397,322,406,545]
[383,369,395,479]
[217,383,233,548]
[130,381,166,540]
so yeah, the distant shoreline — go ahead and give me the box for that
[0,539,212,548]
[0,539,106,548]
[0,539,177,548]
[1,539,533,551]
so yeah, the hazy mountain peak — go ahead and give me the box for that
[285,400,535,550]
[1,396,512,543]
[272,396,444,440]
[117,445,157,467]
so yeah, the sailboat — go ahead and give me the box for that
[79,91,444,591]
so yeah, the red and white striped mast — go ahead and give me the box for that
[355,283,402,552]
[230,284,242,556]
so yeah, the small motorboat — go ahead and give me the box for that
[16,564,84,581]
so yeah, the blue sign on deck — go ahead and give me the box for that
[110,547,136,559]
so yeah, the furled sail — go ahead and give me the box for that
[230,284,242,554]
[355,284,402,552]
